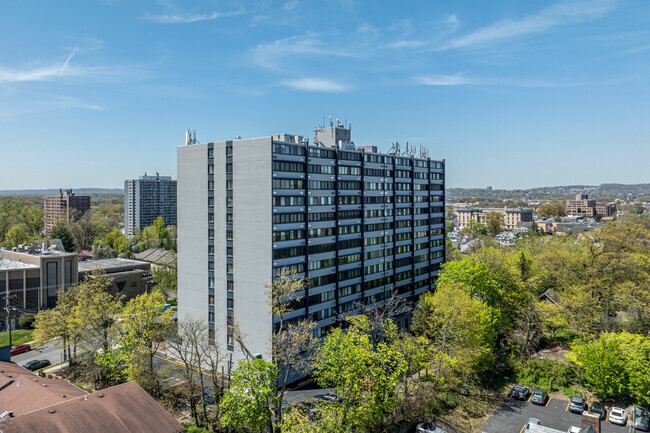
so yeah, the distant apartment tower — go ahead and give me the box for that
[124,173,177,235]
[566,194,616,217]
[457,207,534,230]
[44,189,90,236]
[178,123,445,363]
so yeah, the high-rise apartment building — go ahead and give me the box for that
[44,189,91,237]
[124,173,177,235]
[177,125,445,362]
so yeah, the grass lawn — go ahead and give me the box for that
[0,329,35,347]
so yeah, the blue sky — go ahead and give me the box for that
[1,0,649,189]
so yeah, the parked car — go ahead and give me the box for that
[10,344,30,355]
[530,389,548,405]
[568,396,586,414]
[524,418,540,433]
[22,359,51,371]
[511,384,532,400]
[416,423,446,433]
[609,407,627,426]
[588,401,607,420]
[634,406,649,432]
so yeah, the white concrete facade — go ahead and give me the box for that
[177,144,209,325]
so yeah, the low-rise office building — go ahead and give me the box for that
[0,246,152,329]
[457,207,533,230]
[566,194,616,217]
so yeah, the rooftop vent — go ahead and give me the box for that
[98,394,104,398]
[61,395,66,398]
[49,410,56,414]
[42,384,47,387]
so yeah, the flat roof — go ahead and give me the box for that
[78,258,150,272]
[0,258,40,271]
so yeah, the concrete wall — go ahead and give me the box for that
[232,137,273,362]
[177,143,209,324]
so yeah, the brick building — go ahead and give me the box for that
[43,189,91,236]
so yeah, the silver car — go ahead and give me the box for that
[416,423,446,433]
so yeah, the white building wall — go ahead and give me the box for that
[232,137,273,362]
[177,143,209,324]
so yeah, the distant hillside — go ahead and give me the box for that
[448,184,650,200]
[0,188,123,196]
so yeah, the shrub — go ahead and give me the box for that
[516,358,580,392]
[19,314,36,329]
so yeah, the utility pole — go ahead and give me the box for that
[4,307,12,347]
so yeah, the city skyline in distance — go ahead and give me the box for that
[1,0,650,190]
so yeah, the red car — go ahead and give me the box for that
[10,344,30,356]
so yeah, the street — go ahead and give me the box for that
[9,340,331,406]
[10,339,65,367]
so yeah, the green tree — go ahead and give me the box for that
[33,284,82,362]
[121,290,174,393]
[104,227,126,251]
[5,223,31,247]
[572,333,629,398]
[220,358,279,433]
[313,315,408,432]
[73,271,123,387]
[151,262,177,301]
[23,205,44,236]
[462,220,487,235]
[152,216,171,248]
[485,211,504,235]
[18,313,36,329]
[536,202,566,219]
[412,282,497,388]
[50,221,75,252]
[70,213,97,251]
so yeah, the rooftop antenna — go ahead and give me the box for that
[186,129,197,145]
[419,145,429,159]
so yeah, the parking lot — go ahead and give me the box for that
[481,396,630,433]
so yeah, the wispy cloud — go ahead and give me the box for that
[415,74,477,86]
[144,8,247,24]
[439,0,622,50]
[445,14,459,25]
[281,78,351,92]
[0,50,149,84]
[283,0,298,12]
[251,35,358,70]
[386,40,426,50]
[414,73,624,88]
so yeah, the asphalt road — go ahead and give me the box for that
[11,341,331,405]
[154,352,333,404]
[481,397,631,433]
[10,339,65,367]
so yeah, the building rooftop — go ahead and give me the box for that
[0,362,183,433]
[0,258,40,271]
[78,258,150,273]
[134,248,176,266]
